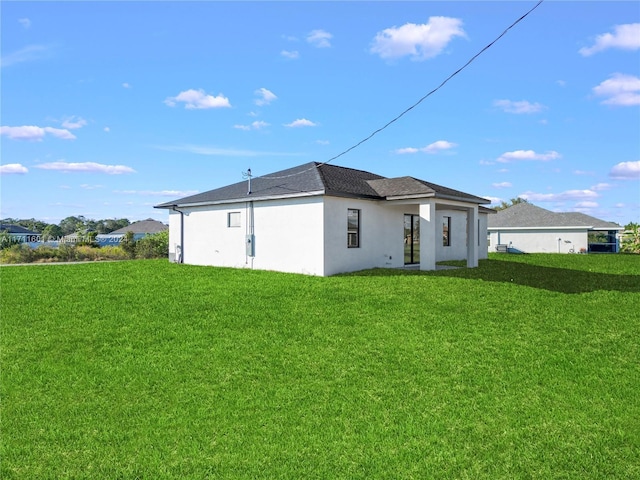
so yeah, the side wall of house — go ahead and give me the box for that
[169,197,325,275]
[479,213,489,260]
[436,208,480,262]
[488,229,587,253]
[323,197,406,276]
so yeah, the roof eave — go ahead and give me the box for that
[155,190,326,209]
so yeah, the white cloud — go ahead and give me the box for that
[423,140,456,153]
[492,182,512,188]
[573,169,595,176]
[80,184,103,190]
[116,189,199,197]
[609,160,640,179]
[234,121,270,131]
[0,163,29,175]
[497,150,561,163]
[284,118,318,128]
[0,125,76,141]
[592,73,640,106]
[154,144,300,157]
[370,17,465,61]
[307,29,333,48]
[479,159,495,166]
[122,82,132,88]
[104,127,110,132]
[254,88,277,106]
[395,147,420,154]
[575,201,599,208]
[579,23,640,56]
[19,18,31,29]
[1,44,51,67]
[484,196,503,205]
[61,116,87,129]
[281,50,300,59]
[493,99,546,114]
[591,182,613,191]
[395,140,457,154]
[35,161,136,175]
[164,89,231,109]
[316,140,330,145]
[520,189,599,202]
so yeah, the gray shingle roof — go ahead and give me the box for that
[488,203,622,229]
[155,162,490,208]
[108,219,168,235]
[0,224,39,235]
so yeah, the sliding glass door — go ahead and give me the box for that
[404,214,420,265]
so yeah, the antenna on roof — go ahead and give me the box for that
[242,168,252,194]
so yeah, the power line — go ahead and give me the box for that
[260,0,545,181]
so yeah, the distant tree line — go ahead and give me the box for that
[0,216,131,239]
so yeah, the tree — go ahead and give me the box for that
[620,222,640,254]
[0,231,22,249]
[41,224,64,241]
[59,216,86,235]
[493,197,530,211]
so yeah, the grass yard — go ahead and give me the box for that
[1,254,639,479]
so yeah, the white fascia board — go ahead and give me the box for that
[590,226,624,231]
[487,226,591,231]
[384,194,435,201]
[175,190,325,208]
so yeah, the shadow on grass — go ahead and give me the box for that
[342,259,640,294]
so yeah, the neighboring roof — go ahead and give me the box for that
[0,224,39,235]
[488,203,623,230]
[155,162,490,208]
[107,219,168,235]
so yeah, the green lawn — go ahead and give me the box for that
[1,254,639,479]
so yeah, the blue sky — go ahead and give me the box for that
[2,1,639,225]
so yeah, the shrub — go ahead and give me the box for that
[0,244,34,264]
[55,244,77,262]
[0,232,22,250]
[620,224,639,254]
[32,245,60,262]
[135,231,169,259]
[120,231,136,259]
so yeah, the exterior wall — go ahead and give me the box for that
[437,209,473,262]
[168,211,182,262]
[170,197,325,275]
[478,214,489,260]
[322,199,489,274]
[488,228,588,254]
[168,196,490,276]
[323,197,406,276]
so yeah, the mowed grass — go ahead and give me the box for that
[1,254,639,479]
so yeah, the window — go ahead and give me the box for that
[227,212,241,227]
[443,216,451,246]
[347,209,360,248]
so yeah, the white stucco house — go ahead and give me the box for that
[155,162,493,276]
[488,203,624,254]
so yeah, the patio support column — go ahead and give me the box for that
[466,205,479,268]
[419,200,436,271]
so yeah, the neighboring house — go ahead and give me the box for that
[155,162,492,276]
[96,218,168,246]
[0,223,40,242]
[487,203,623,254]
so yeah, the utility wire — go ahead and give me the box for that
[260,0,544,181]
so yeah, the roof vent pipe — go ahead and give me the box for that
[243,168,252,195]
